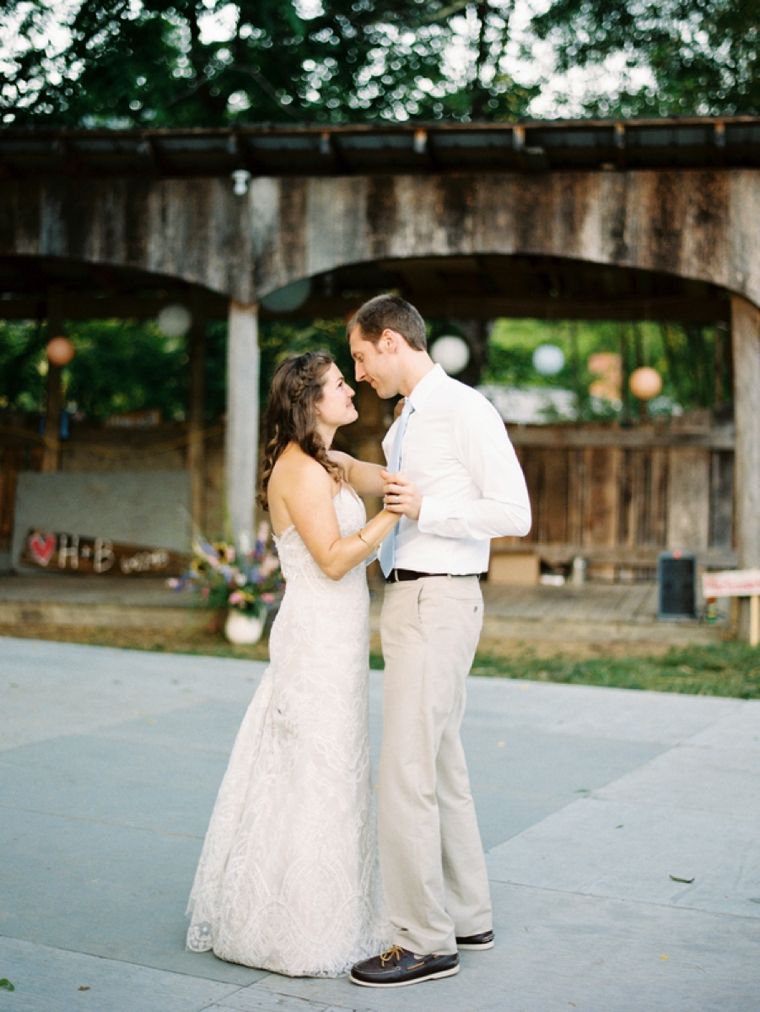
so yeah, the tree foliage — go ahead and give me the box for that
[2,0,759,127]
[531,0,760,118]
[0,321,48,414]
[0,314,724,428]
[0,319,193,421]
[0,0,535,128]
[0,316,351,423]
[485,317,725,420]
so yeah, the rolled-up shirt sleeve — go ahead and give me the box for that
[417,400,531,541]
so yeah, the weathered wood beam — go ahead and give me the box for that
[731,294,760,639]
[319,131,352,175]
[508,428,735,450]
[423,296,729,323]
[0,292,728,325]
[52,138,87,178]
[137,137,162,175]
[225,300,259,553]
[258,296,729,325]
[0,294,228,322]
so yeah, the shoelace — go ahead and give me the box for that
[379,945,406,966]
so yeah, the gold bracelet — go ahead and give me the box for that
[357,530,371,548]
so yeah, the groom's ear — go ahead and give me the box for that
[381,328,403,352]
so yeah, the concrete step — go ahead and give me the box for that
[0,575,730,648]
[0,599,207,630]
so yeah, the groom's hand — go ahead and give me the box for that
[381,470,422,521]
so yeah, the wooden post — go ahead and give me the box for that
[225,300,259,553]
[41,288,64,472]
[730,295,760,641]
[187,302,207,534]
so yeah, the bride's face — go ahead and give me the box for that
[314,363,358,428]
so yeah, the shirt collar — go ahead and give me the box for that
[406,363,446,414]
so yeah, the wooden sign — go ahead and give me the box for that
[21,529,189,577]
[702,569,760,598]
[702,569,760,647]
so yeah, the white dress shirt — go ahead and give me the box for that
[382,364,531,575]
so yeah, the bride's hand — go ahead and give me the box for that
[381,470,422,521]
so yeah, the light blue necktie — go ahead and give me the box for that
[379,398,415,578]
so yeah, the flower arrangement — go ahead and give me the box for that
[170,522,285,619]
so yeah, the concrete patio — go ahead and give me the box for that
[1,635,758,1012]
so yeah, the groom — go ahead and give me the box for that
[347,294,531,987]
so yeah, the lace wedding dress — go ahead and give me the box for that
[186,487,388,976]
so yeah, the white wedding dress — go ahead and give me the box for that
[186,487,388,976]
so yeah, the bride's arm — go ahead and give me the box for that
[329,450,386,496]
[280,456,399,581]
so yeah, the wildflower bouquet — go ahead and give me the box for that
[170,522,284,618]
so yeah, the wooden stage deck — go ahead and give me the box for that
[0,574,729,655]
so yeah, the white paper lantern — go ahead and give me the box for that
[430,335,470,375]
[532,343,565,376]
[157,304,192,338]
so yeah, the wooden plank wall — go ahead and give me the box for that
[1,418,737,581]
[496,428,736,578]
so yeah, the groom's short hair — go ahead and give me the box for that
[347,294,427,351]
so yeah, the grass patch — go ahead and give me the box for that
[3,626,758,699]
[470,642,760,699]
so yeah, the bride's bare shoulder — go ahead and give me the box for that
[271,444,333,491]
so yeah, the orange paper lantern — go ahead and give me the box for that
[587,351,623,402]
[46,336,75,367]
[629,366,662,400]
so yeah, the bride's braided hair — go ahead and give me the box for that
[257,351,343,511]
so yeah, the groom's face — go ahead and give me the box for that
[348,326,400,399]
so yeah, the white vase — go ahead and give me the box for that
[224,608,265,645]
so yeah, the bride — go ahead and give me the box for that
[186,350,400,977]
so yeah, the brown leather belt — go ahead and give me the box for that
[385,569,480,583]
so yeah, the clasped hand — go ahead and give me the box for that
[381,470,422,521]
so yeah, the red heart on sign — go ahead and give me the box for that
[29,532,57,567]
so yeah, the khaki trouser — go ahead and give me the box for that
[378,575,492,956]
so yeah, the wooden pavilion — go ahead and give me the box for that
[1,117,759,632]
